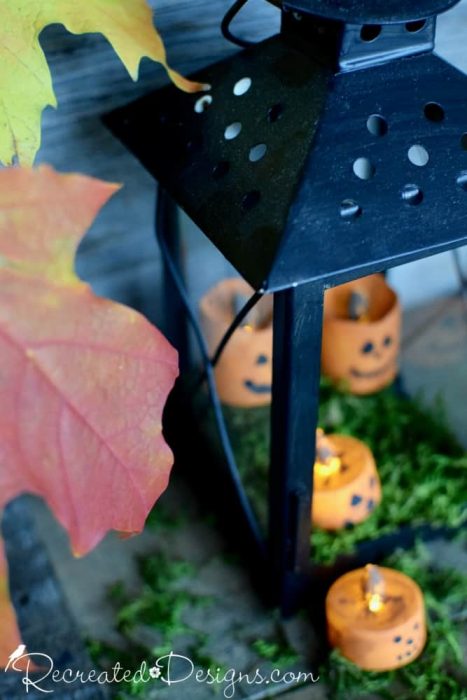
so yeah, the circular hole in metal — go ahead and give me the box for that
[456,171,467,190]
[224,122,242,140]
[242,190,261,211]
[360,25,382,42]
[353,157,375,180]
[340,199,362,220]
[461,133,467,150]
[405,20,427,33]
[424,102,445,122]
[367,114,388,137]
[212,161,230,180]
[268,103,284,123]
[408,145,429,167]
[401,184,423,205]
[249,144,267,163]
[194,95,213,113]
[233,77,252,96]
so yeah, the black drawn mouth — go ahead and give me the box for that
[244,380,272,394]
[350,359,395,379]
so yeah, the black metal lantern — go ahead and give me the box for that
[105,0,467,615]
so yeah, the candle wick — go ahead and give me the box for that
[348,291,370,322]
[315,429,342,477]
[363,564,386,613]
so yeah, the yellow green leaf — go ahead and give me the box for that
[0,0,201,166]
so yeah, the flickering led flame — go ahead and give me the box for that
[363,564,386,614]
[315,455,342,477]
[315,428,342,477]
[367,592,384,614]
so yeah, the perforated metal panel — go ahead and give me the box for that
[274,51,467,289]
[105,36,330,290]
[105,28,467,292]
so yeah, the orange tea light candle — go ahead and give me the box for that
[313,430,381,530]
[326,565,427,672]
[199,278,273,407]
[322,273,401,395]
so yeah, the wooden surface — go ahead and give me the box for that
[35,0,467,327]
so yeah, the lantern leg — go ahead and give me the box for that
[268,282,324,616]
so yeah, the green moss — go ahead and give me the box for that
[86,553,204,684]
[144,497,187,531]
[223,404,270,528]
[89,549,218,699]
[223,380,467,564]
[251,637,299,668]
[324,539,467,700]
[315,381,467,562]
[89,381,466,700]
[108,554,198,641]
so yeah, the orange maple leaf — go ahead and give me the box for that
[0,165,179,557]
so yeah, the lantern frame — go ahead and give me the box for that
[105,0,467,615]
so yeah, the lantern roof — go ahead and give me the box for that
[105,12,467,292]
[283,0,460,24]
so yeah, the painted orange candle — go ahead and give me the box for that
[313,430,381,530]
[326,565,427,671]
[322,274,401,395]
[199,278,273,407]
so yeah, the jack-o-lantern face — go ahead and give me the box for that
[200,279,273,407]
[326,566,427,672]
[244,353,272,395]
[312,433,381,530]
[351,334,395,380]
[322,274,401,395]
